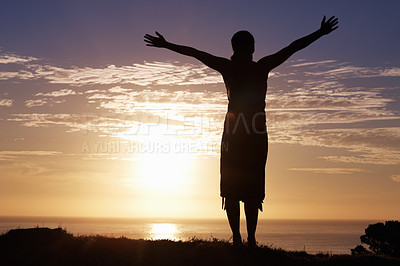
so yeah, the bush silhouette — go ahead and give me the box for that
[352,221,400,257]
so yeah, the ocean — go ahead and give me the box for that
[0,217,379,254]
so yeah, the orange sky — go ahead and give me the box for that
[1,1,399,220]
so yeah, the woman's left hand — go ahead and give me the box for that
[320,16,339,35]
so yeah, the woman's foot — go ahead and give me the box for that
[247,236,257,248]
[233,234,242,247]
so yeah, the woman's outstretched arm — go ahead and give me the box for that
[258,16,339,71]
[144,31,229,73]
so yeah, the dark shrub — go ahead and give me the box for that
[355,221,400,257]
[351,245,371,255]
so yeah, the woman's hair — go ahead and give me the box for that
[231,30,255,57]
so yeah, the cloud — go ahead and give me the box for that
[0,150,62,161]
[25,89,76,107]
[322,155,399,165]
[108,86,131,93]
[7,113,143,136]
[390,175,400,182]
[380,68,400,77]
[11,78,400,164]
[290,60,338,67]
[2,58,218,85]
[271,127,400,165]
[85,89,104,94]
[8,113,90,130]
[266,63,398,128]
[1,50,399,88]
[1,49,398,163]
[35,89,77,97]
[0,99,14,107]
[29,61,223,86]
[86,88,227,113]
[268,87,393,117]
[9,110,399,164]
[289,168,365,174]
[0,70,35,80]
[0,150,62,156]
[303,65,400,79]
[0,52,38,64]
[25,99,48,107]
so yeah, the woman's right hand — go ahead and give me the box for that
[144,31,167,48]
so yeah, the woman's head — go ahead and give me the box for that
[231,30,255,57]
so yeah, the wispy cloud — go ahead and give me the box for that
[0,150,62,161]
[303,65,400,79]
[380,68,400,77]
[289,167,365,174]
[35,89,77,97]
[29,61,223,86]
[390,175,400,182]
[108,86,131,93]
[322,154,399,165]
[0,51,38,64]
[1,52,399,88]
[0,99,14,107]
[0,150,62,156]
[290,60,338,67]
[272,127,400,165]
[14,80,400,163]
[8,113,96,131]
[86,88,227,113]
[0,70,35,80]
[2,49,399,163]
[25,99,48,107]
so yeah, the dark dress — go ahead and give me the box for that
[220,59,268,209]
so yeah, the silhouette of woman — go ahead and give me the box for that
[145,16,338,247]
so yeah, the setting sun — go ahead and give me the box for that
[137,152,194,193]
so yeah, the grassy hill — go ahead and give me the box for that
[1,227,399,266]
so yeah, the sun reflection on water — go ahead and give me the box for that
[150,223,179,241]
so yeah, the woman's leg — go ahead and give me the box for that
[225,197,241,245]
[244,200,259,247]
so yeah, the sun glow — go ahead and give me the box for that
[137,152,194,193]
[150,223,179,240]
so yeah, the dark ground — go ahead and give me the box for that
[1,227,399,266]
